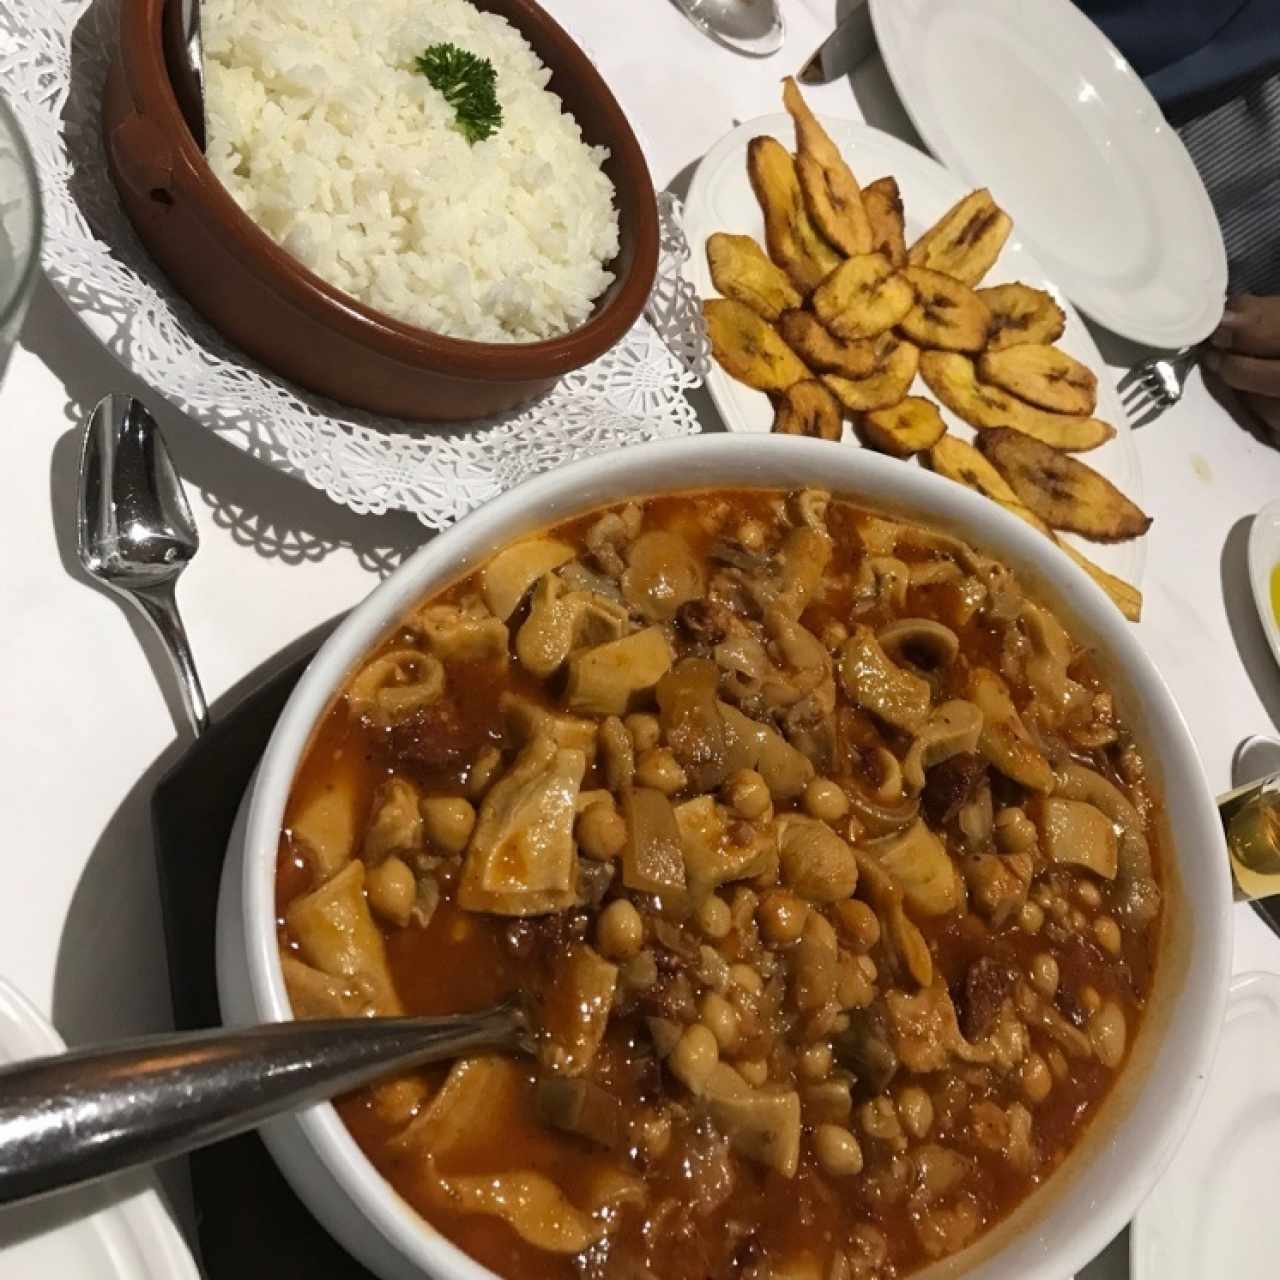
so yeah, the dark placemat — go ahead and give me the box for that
[151,643,378,1279]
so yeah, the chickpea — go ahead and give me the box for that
[1017,900,1045,934]
[1075,879,1103,910]
[855,954,878,984]
[994,807,1037,853]
[814,1125,864,1177]
[896,1086,933,1139]
[736,518,766,551]
[1030,953,1059,999]
[625,713,661,754]
[859,1096,904,1148]
[757,890,808,945]
[804,778,850,823]
[466,745,503,800]
[1090,1001,1127,1069]
[729,963,764,995]
[737,1058,769,1087]
[366,856,416,927]
[670,1024,719,1094]
[1079,984,1102,1015]
[577,802,627,861]
[1020,1052,1052,1105]
[635,748,687,795]
[696,894,732,939]
[420,797,476,855]
[833,899,881,953]
[1048,894,1071,925]
[1033,884,1055,910]
[1047,1047,1069,1081]
[597,899,644,960]
[1094,915,1122,956]
[730,887,759,930]
[724,769,771,820]
[799,1042,833,1082]
[700,992,740,1051]
[632,1107,671,1160]
[1069,908,1089,934]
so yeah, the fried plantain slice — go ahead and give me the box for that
[772,379,843,440]
[822,335,919,411]
[977,283,1066,350]
[812,253,915,340]
[919,351,1114,452]
[1056,540,1143,621]
[978,344,1098,415]
[899,266,992,353]
[704,298,810,392]
[859,396,945,458]
[925,433,1019,502]
[748,136,842,293]
[908,189,1012,286]
[782,77,873,257]
[976,428,1152,542]
[863,176,907,268]
[706,233,803,322]
[924,436,1141,619]
[778,309,879,378]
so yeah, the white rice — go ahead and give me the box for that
[203,0,621,343]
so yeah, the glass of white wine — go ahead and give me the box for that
[1220,772,1280,900]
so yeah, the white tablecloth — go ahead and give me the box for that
[1,0,1276,1272]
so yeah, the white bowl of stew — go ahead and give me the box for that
[217,434,1231,1280]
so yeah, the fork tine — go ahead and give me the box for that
[1122,382,1152,410]
[1129,398,1167,429]
[1115,364,1145,394]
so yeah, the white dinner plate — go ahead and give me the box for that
[683,113,1147,585]
[0,979,201,1280]
[1130,970,1280,1279]
[868,0,1226,349]
[1247,499,1280,673]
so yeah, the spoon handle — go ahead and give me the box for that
[0,1003,525,1206]
[127,579,209,736]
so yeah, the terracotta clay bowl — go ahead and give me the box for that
[103,0,659,422]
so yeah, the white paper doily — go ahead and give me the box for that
[0,0,709,529]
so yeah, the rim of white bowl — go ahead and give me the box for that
[237,434,1232,1280]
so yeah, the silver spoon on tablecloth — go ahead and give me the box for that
[671,0,785,58]
[76,393,209,736]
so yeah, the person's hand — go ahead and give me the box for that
[1205,294,1280,434]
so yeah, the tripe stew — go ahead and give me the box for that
[276,488,1162,1280]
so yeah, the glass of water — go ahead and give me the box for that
[0,91,41,384]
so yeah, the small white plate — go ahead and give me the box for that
[868,0,1226,349]
[0,979,201,1280]
[683,113,1147,586]
[1247,499,1280,672]
[1131,971,1280,1279]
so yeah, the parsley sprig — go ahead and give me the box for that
[415,43,503,145]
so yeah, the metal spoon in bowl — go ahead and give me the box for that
[163,0,206,148]
[77,394,209,736]
[671,0,786,58]
[0,1000,529,1207]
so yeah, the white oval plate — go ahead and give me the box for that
[683,113,1147,585]
[0,979,201,1280]
[1131,970,1280,1279]
[868,0,1226,349]
[1247,499,1280,672]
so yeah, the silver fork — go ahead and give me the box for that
[1117,347,1200,426]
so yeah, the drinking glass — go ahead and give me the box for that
[0,91,41,384]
